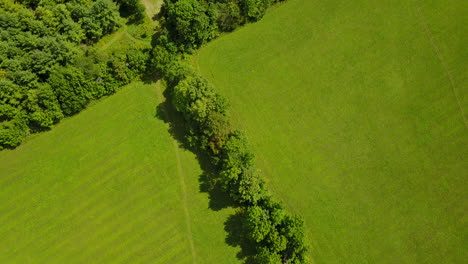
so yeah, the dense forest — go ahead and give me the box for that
[0,0,148,149]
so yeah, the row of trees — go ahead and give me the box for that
[0,0,149,149]
[151,1,307,263]
[170,67,307,264]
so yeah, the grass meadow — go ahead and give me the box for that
[1,0,240,263]
[0,81,238,263]
[195,0,468,263]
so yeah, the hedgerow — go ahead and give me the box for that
[151,0,308,263]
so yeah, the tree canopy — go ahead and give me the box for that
[0,0,147,149]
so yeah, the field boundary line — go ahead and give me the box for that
[155,83,197,264]
[414,2,467,128]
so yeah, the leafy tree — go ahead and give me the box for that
[236,167,266,204]
[204,110,230,154]
[214,0,243,31]
[23,83,63,129]
[150,34,187,82]
[108,54,130,83]
[0,79,25,107]
[240,0,271,21]
[244,205,272,242]
[9,71,38,89]
[48,66,91,115]
[18,0,41,9]
[172,73,226,124]
[91,0,123,36]
[281,215,308,264]
[163,0,217,51]
[265,228,287,254]
[0,113,28,149]
[117,0,146,23]
[126,48,150,77]
[254,247,282,264]
[62,18,86,43]
[218,131,257,201]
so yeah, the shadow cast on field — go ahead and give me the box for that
[154,85,256,262]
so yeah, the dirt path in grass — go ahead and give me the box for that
[145,3,197,262]
[155,82,197,264]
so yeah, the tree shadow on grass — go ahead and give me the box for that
[154,86,256,262]
[225,211,257,263]
[155,87,233,211]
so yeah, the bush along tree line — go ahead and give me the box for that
[0,0,148,149]
[151,0,308,263]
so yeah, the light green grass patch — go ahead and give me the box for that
[0,81,238,264]
[195,0,468,263]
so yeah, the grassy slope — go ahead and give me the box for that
[0,81,238,264]
[195,0,468,263]
[1,1,240,263]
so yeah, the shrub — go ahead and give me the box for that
[240,0,271,21]
[163,0,218,51]
[215,1,244,32]
[48,66,91,116]
[0,113,28,149]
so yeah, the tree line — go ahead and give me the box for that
[151,0,308,263]
[0,0,148,149]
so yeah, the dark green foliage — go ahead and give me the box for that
[155,0,285,54]
[172,72,229,150]
[127,48,149,72]
[281,215,308,264]
[245,205,273,242]
[204,110,230,154]
[75,0,124,41]
[48,66,91,116]
[254,247,282,264]
[90,0,123,38]
[0,78,28,149]
[126,48,150,77]
[240,0,271,21]
[214,0,243,31]
[117,0,146,23]
[24,83,64,129]
[151,34,181,79]
[244,199,308,263]
[173,74,226,123]
[0,113,28,150]
[218,131,267,204]
[162,0,218,52]
[1,0,148,148]
[108,54,132,83]
[0,79,24,108]
[105,49,148,84]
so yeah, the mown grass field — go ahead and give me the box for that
[0,81,238,263]
[195,0,468,263]
[1,1,239,263]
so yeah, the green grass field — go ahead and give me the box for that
[0,81,238,263]
[195,0,468,263]
[0,2,242,263]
